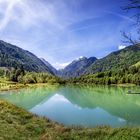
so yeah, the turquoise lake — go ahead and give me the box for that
[0,85,140,127]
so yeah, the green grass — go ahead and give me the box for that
[0,81,27,91]
[0,100,140,140]
[0,77,59,92]
[134,61,140,67]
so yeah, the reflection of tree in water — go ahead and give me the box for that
[58,85,140,125]
[0,85,140,126]
[0,86,58,109]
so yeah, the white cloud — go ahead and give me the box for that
[0,0,132,66]
[118,45,126,50]
[105,11,135,23]
[0,0,72,31]
[53,62,71,70]
[0,0,18,30]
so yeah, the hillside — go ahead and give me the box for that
[133,61,140,67]
[85,44,140,74]
[58,56,97,78]
[0,40,53,73]
[40,58,57,75]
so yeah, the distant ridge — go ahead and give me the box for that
[0,40,54,74]
[1,40,140,78]
[84,44,140,74]
[40,58,57,75]
[57,56,97,78]
[57,44,140,78]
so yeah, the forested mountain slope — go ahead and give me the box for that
[84,44,140,74]
[0,40,54,73]
[58,56,97,78]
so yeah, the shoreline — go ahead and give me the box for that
[0,81,139,93]
[0,99,140,140]
[0,82,60,92]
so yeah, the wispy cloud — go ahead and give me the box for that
[0,0,133,69]
[105,10,135,23]
[0,0,67,31]
[53,62,71,70]
[0,0,19,30]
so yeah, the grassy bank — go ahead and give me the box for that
[0,78,60,91]
[0,100,140,140]
[0,76,138,92]
[0,78,26,91]
[0,81,137,92]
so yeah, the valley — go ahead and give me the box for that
[0,0,140,139]
[0,40,140,87]
[0,40,140,140]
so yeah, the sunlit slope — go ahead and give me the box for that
[85,44,140,74]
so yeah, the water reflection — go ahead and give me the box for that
[0,85,140,127]
[30,94,127,127]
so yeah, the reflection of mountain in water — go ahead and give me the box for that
[0,86,57,109]
[58,85,140,125]
[0,85,140,126]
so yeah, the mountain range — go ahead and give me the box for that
[40,58,57,75]
[84,44,140,74]
[0,40,54,74]
[57,56,97,78]
[57,44,140,78]
[0,40,140,78]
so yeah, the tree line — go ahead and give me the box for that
[68,65,140,85]
[0,66,60,84]
[0,64,140,85]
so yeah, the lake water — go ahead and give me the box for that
[0,85,140,128]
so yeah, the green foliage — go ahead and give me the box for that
[85,44,140,74]
[20,72,58,84]
[10,66,25,82]
[0,67,12,78]
[134,61,140,67]
[0,66,60,84]
[0,69,4,77]
[69,65,140,85]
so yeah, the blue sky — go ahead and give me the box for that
[0,0,135,69]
